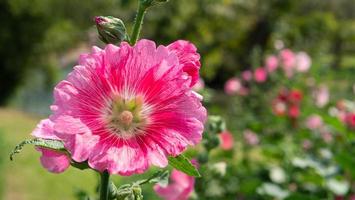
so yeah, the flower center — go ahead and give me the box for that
[105,95,146,139]
[119,110,134,126]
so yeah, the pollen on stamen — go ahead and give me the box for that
[119,110,133,126]
[103,95,148,139]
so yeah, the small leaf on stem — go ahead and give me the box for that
[168,155,201,177]
[10,138,66,161]
[135,170,169,187]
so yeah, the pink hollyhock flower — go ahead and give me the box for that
[37,39,206,175]
[31,119,70,173]
[219,131,234,150]
[295,52,311,72]
[345,113,355,129]
[272,99,287,116]
[265,55,278,72]
[288,89,303,104]
[242,70,253,81]
[192,78,205,91]
[154,164,196,200]
[243,130,259,146]
[306,115,323,130]
[288,105,300,118]
[224,77,242,95]
[254,67,268,83]
[279,49,296,77]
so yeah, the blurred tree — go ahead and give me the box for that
[0,0,354,104]
[0,0,126,105]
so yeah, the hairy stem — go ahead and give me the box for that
[130,2,147,45]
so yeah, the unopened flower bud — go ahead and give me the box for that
[94,16,128,44]
[208,115,226,134]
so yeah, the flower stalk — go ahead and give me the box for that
[99,170,110,200]
[130,2,147,45]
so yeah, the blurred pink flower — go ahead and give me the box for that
[349,194,355,200]
[31,119,70,173]
[314,85,329,108]
[288,105,300,118]
[279,49,296,77]
[192,78,205,91]
[35,40,206,175]
[265,55,279,72]
[219,131,234,150]
[306,115,323,130]
[295,52,311,72]
[288,89,303,104]
[238,86,250,96]
[338,111,347,123]
[254,67,268,83]
[224,77,242,95]
[321,130,333,143]
[302,140,313,150]
[154,163,196,200]
[242,70,253,81]
[345,112,355,129]
[272,100,287,116]
[243,130,259,146]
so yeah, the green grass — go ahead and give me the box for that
[0,108,97,200]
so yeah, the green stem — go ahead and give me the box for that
[99,171,110,200]
[130,2,147,45]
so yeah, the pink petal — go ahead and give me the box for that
[168,40,201,87]
[37,148,70,173]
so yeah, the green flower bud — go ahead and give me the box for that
[208,115,226,134]
[132,184,143,200]
[197,152,209,164]
[94,16,129,45]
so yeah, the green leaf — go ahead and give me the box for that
[335,152,355,179]
[10,138,66,161]
[168,155,200,177]
[136,170,169,187]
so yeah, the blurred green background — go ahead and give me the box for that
[0,0,354,199]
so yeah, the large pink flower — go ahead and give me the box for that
[31,119,71,173]
[42,39,206,175]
